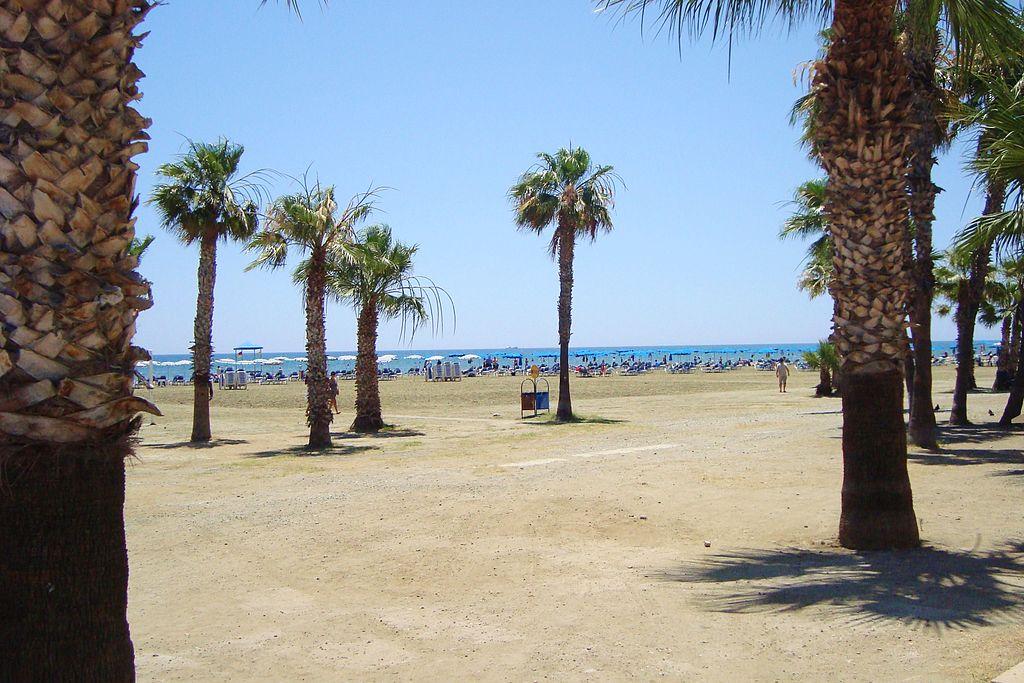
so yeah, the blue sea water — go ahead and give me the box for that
[140,340,995,377]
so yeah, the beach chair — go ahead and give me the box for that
[452,362,462,381]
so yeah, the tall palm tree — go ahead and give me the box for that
[978,262,1022,393]
[149,139,261,443]
[247,180,381,448]
[0,2,305,677]
[601,0,922,549]
[954,71,1024,423]
[510,147,619,421]
[329,225,451,433]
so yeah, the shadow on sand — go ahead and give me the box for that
[147,438,249,450]
[524,415,626,426]
[653,543,1024,630]
[331,428,424,439]
[247,444,378,459]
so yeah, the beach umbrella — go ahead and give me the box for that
[377,354,397,363]
[406,354,424,359]
[460,353,481,360]
[427,355,444,361]
[339,354,357,361]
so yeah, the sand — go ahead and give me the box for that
[127,366,1024,681]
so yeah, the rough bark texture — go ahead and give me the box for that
[556,222,574,421]
[813,0,920,550]
[815,367,833,397]
[1000,297,1024,426]
[190,229,216,443]
[904,27,940,450]
[0,445,134,681]
[994,311,1018,392]
[304,249,332,448]
[0,1,156,676]
[351,300,383,433]
[950,176,1004,423]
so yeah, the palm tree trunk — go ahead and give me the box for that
[994,303,1019,392]
[951,176,1003,421]
[352,300,384,433]
[556,224,575,420]
[814,0,920,550]
[817,367,833,397]
[0,1,156,677]
[999,296,1024,426]
[903,5,940,450]
[305,250,332,448]
[191,229,217,443]
[1,447,134,680]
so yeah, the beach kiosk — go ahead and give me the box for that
[221,342,263,389]
[520,365,550,419]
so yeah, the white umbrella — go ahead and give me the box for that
[405,354,424,359]
[377,354,397,363]
[460,353,481,360]
[338,354,357,361]
[426,355,444,361]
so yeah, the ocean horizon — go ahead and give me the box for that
[140,340,996,376]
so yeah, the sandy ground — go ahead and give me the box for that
[127,367,1024,682]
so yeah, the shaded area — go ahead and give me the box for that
[654,544,1024,629]
[147,438,249,450]
[247,444,377,458]
[937,423,1022,446]
[331,428,424,439]
[525,415,625,426]
[910,449,1024,468]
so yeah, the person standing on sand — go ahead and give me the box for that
[776,359,790,393]
[329,372,340,414]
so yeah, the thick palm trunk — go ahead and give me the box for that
[951,158,1004,422]
[904,14,940,450]
[352,301,384,433]
[1,447,134,681]
[814,0,920,549]
[994,313,1017,392]
[0,1,156,677]
[191,230,217,442]
[556,225,575,420]
[999,297,1024,426]
[305,251,332,448]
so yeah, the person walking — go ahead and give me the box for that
[328,372,340,414]
[776,359,790,393]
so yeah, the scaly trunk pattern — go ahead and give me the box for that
[817,367,833,397]
[556,222,575,420]
[995,303,1019,392]
[904,24,940,449]
[951,174,1004,422]
[813,0,920,549]
[999,296,1024,426]
[305,249,332,448]
[0,1,157,678]
[352,299,383,433]
[191,229,217,442]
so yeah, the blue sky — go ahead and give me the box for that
[132,1,988,354]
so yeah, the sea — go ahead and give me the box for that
[140,340,995,377]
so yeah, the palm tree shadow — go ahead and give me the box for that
[331,428,424,439]
[653,543,1024,630]
[147,438,249,450]
[909,449,1024,468]
[247,444,378,458]
[936,423,1022,446]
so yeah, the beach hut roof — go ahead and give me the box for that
[233,342,263,351]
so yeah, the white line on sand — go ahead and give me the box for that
[501,443,680,468]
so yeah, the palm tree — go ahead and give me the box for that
[0,2,306,677]
[802,340,840,396]
[978,263,1022,393]
[601,0,923,549]
[329,225,451,433]
[247,180,381,448]
[510,147,619,421]
[149,139,262,443]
